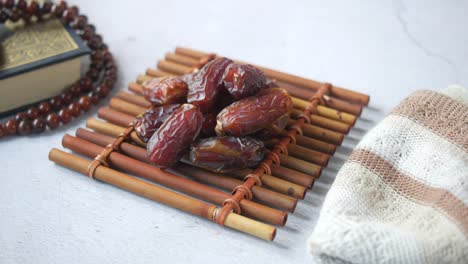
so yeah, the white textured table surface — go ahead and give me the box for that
[1,1,467,263]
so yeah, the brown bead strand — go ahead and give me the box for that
[0,0,117,138]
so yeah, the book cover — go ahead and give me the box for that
[0,18,90,79]
[0,18,91,117]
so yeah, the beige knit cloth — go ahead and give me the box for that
[308,85,468,264]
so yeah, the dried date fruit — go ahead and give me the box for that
[201,112,217,137]
[215,88,235,112]
[187,57,233,113]
[216,88,293,136]
[222,63,266,99]
[147,104,204,168]
[180,73,194,84]
[142,77,188,106]
[189,136,264,173]
[134,104,181,142]
[252,114,289,140]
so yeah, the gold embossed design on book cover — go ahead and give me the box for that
[0,19,78,71]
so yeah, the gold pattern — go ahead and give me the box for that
[0,18,78,71]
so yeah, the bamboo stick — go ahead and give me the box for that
[127,82,149,98]
[158,60,192,75]
[116,91,151,108]
[74,129,299,211]
[174,46,370,105]
[128,82,146,96]
[146,68,174,78]
[290,109,350,134]
[291,97,356,125]
[276,81,362,116]
[86,117,309,199]
[49,148,276,240]
[295,134,336,154]
[173,47,211,60]
[277,153,322,176]
[109,98,146,117]
[286,118,343,145]
[228,169,307,199]
[264,138,330,166]
[98,107,139,127]
[259,66,370,106]
[270,164,315,188]
[85,118,145,147]
[137,74,152,83]
[165,52,201,67]
[283,142,330,167]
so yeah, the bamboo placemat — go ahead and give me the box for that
[49,47,370,241]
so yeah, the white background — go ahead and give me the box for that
[1,0,467,263]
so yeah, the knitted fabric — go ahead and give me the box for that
[308,85,468,264]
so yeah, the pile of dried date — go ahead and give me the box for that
[133,58,293,172]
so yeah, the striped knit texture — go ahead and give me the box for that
[308,85,468,264]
